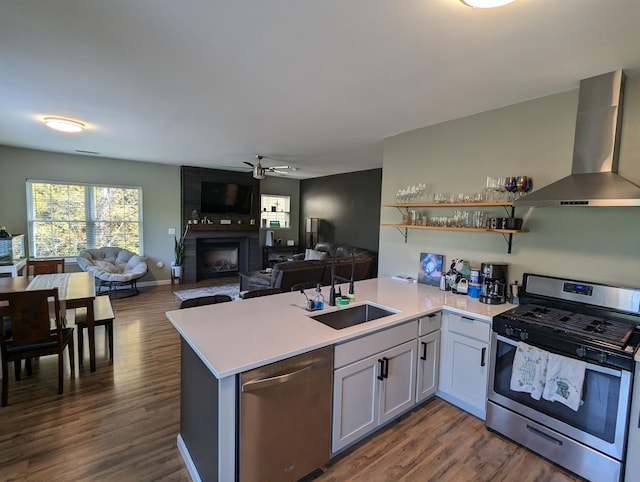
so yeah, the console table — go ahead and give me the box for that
[262,245,299,269]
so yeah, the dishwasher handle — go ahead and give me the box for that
[241,359,327,392]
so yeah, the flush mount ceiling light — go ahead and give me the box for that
[44,117,85,133]
[460,0,516,7]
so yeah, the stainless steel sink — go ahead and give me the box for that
[310,303,397,330]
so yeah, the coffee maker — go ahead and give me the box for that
[479,262,508,304]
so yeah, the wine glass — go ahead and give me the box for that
[516,176,529,198]
[504,177,517,201]
[484,176,499,201]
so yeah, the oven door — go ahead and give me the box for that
[488,333,631,460]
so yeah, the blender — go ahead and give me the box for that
[479,262,508,304]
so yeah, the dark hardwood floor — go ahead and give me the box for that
[0,278,581,481]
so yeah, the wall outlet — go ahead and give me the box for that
[168,228,176,235]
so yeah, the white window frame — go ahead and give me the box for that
[26,179,143,259]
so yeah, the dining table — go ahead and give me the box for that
[0,272,99,371]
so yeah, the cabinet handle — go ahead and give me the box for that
[420,341,427,361]
[382,357,390,379]
[480,347,486,367]
[377,358,385,381]
[461,316,474,322]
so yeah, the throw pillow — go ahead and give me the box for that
[304,249,327,261]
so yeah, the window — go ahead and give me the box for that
[260,194,290,228]
[26,180,143,258]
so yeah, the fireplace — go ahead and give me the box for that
[183,226,260,283]
[196,238,249,280]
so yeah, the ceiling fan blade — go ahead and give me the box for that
[269,165,290,170]
[243,161,255,167]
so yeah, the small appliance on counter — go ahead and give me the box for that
[445,258,471,293]
[479,262,508,304]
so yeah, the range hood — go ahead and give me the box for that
[514,70,640,207]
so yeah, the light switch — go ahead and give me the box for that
[168,228,176,235]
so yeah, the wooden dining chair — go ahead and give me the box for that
[74,295,115,365]
[26,258,65,277]
[0,288,75,406]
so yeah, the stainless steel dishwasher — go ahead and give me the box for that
[239,345,333,482]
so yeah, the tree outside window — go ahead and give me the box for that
[27,180,143,258]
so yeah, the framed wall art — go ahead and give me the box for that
[418,252,444,286]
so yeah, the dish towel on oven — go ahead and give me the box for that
[510,342,548,400]
[542,353,586,411]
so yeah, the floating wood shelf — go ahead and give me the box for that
[381,201,526,253]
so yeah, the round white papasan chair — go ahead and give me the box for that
[77,247,148,298]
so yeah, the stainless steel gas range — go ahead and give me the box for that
[487,273,640,482]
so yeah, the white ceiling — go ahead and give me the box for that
[2,0,640,179]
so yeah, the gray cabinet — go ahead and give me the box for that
[416,312,441,403]
[438,312,490,420]
[332,321,418,453]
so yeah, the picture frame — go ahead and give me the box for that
[269,220,280,227]
[418,252,444,286]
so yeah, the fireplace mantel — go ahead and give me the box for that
[188,223,259,232]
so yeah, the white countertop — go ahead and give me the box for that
[166,277,514,379]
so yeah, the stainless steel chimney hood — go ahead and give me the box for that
[514,70,640,207]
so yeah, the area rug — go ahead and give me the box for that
[174,283,240,301]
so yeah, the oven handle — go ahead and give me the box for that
[495,334,624,378]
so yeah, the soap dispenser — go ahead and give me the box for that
[314,284,325,310]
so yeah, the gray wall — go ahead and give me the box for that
[0,145,180,282]
[380,74,640,288]
[301,169,382,252]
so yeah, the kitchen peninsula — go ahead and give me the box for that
[166,277,513,481]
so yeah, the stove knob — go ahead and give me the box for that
[576,346,587,358]
[519,330,528,341]
[598,352,608,364]
[505,326,514,337]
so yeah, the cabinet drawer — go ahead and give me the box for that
[447,313,490,342]
[418,312,441,336]
[334,320,418,369]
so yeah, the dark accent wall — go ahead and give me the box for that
[180,166,260,224]
[299,169,382,253]
[180,166,261,282]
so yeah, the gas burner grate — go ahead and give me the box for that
[506,303,634,348]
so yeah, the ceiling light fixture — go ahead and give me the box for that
[460,0,516,8]
[44,117,85,133]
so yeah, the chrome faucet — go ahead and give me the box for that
[329,243,356,306]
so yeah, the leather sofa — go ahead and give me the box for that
[242,242,377,293]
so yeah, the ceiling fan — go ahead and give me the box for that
[244,155,293,180]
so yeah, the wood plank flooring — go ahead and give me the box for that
[0,279,581,482]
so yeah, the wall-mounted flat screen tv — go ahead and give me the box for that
[200,181,253,215]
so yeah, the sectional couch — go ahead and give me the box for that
[241,242,377,293]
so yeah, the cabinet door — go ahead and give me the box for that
[332,354,380,453]
[416,331,440,403]
[445,333,488,412]
[378,340,418,425]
